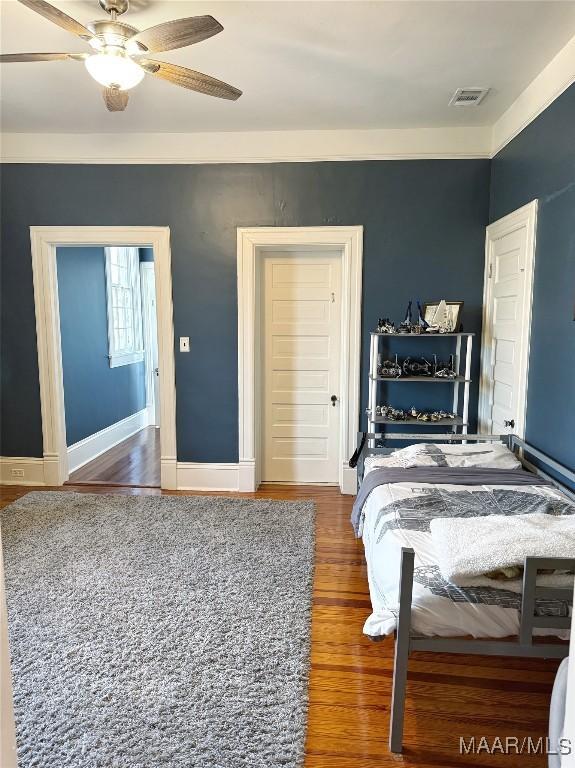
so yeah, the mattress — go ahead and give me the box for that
[360,470,574,639]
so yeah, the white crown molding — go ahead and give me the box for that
[0,126,492,164]
[491,33,575,157]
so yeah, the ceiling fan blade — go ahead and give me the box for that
[17,0,93,40]
[140,59,242,100]
[0,52,87,62]
[103,86,129,112]
[131,15,223,53]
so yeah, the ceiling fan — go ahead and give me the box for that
[0,0,242,111]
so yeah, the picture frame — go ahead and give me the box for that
[423,300,464,332]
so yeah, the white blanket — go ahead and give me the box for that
[431,512,575,591]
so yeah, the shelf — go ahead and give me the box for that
[370,375,470,383]
[370,416,465,426]
[371,331,474,337]
[367,325,473,437]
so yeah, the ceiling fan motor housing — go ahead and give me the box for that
[87,19,145,51]
[99,0,129,18]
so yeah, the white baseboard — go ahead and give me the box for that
[0,457,46,486]
[238,460,256,492]
[176,462,242,491]
[67,408,148,473]
[341,465,358,495]
[0,453,355,493]
[176,459,356,494]
[161,457,177,491]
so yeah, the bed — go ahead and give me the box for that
[350,433,575,753]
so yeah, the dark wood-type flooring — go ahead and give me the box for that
[67,427,160,486]
[0,483,559,767]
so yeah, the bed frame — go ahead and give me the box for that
[354,432,575,753]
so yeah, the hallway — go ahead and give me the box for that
[67,427,160,487]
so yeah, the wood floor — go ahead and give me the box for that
[0,483,559,767]
[67,427,160,486]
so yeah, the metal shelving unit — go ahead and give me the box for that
[367,331,474,445]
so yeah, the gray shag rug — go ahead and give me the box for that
[1,491,316,768]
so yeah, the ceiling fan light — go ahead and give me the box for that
[85,51,144,90]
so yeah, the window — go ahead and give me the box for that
[105,246,143,367]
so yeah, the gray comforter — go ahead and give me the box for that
[351,466,552,537]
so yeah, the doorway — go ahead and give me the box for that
[237,226,363,494]
[30,226,177,489]
[55,245,160,487]
[479,200,538,438]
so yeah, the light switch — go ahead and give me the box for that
[180,337,190,352]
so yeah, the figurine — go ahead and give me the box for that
[398,300,413,333]
[376,317,396,334]
[417,300,430,330]
[378,354,402,378]
[427,299,453,333]
[434,354,457,379]
[404,300,413,325]
[402,356,432,377]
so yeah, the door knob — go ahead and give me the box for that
[331,395,339,407]
[504,419,515,429]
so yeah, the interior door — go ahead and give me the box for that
[480,203,537,437]
[262,252,341,483]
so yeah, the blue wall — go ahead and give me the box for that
[0,160,491,461]
[56,246,146,445]
[490,83,575,472]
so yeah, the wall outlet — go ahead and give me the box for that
[11,468,25,478]
[179,337,190,352]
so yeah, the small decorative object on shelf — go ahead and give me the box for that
[402,356,432,377]
[433,354,457,379]
[423,300,464,333]
[378,354,402,378]
[372,404,457,422]
[398,300,413,333]
[417,300,431,331]
[376,317,396,334]
[376,299,465,336]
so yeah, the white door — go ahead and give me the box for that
[479,201,537,438]
[262,252,341,483]
[140,262,160,427]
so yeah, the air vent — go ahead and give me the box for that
[449,88,489,107]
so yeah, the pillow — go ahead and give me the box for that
[364,442,521,473]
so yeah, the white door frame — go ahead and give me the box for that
[30,226,177,489]
[237,226,363,495]
[140,261,160,427]
[478,200,538,439]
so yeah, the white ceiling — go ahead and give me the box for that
[1,0,575,134]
